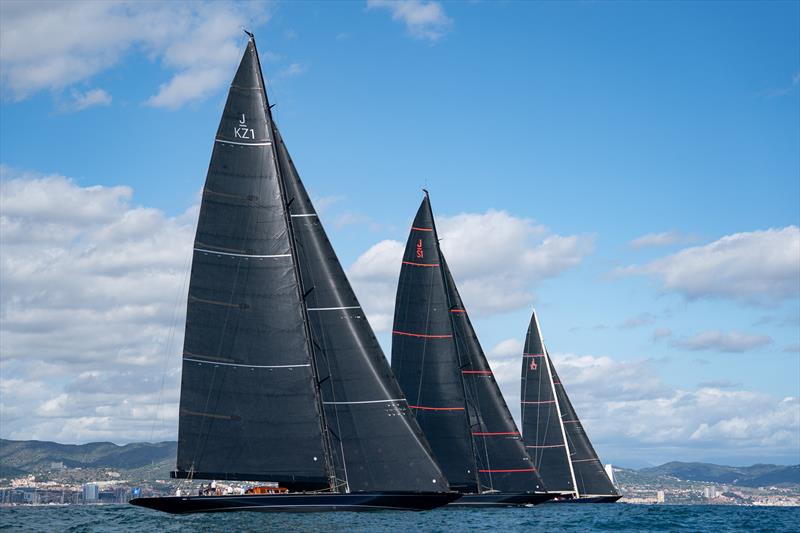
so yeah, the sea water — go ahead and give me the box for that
[1,503,798,532]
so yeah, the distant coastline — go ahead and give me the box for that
[0,438,798,506]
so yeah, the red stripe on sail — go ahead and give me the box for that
[401,261,440,267]
[462,370,492,375]
[450,309,466,313]
[411,227,433,231]
[392,330,452,339]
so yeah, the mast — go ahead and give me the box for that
[249,34,338,492]
[534,311,579,497]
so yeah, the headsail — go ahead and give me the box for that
[443,256,544,493]
[550,360,618,496]
[272,124,448,492]
[174,38,328,488]
[520,309,618,497]
[393,194,544,494]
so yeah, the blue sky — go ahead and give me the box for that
[1,1,798,467]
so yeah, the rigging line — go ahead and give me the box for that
[149,215,196,446]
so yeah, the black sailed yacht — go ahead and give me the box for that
[520,309,621,503]
[130,33,458,514]
[390,193,553,507]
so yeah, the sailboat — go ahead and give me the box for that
[131,33,460,514]
[390,193,554,507]
[520,309,622,503]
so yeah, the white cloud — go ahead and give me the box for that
[618,226,800,305]
[0,168,196,442]
[348,210,594,331]
[367,0,453,41]
[670,330,773,353]
[64,88,112,112]
[0,1,270,108]
[484,343,800,464]
[629,230,696,249]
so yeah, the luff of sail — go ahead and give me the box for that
[174,38,329,488]
[392,194,544,494]
[271,119,449,490]
[520,309,619,498]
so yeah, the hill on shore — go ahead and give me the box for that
[632,461,800,488]
[0,439,176,477]
[1,439,798,488]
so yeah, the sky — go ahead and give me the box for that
[0,0,798,469]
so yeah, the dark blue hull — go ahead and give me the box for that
[130,491,461,514]
[448,492,555,507]
[550,494,622,503]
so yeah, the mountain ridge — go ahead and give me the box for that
[1,439,798,487]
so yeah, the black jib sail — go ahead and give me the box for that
[392,194,544,494]
[173,35,448,495]
[272,126,448,493]
[520,310,619,498]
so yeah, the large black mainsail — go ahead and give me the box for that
[140,35,458,512]
[520,310,620,501]
[392,194,547,502]
[175,37,327,488]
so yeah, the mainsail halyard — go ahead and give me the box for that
[520,309,621,503]
[131,33,458,514]
[392,193,552,506]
